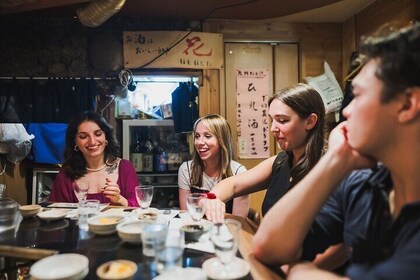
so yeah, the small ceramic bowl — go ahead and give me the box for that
[19,204,41,218]
[136,208,158,221]
[180,224,209,242]
[117,220,146,244]
[96,259,137,280]
[88,215,125,235]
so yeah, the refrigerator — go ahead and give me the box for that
[122,119,191,208]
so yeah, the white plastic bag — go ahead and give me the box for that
[305,61,344,113]
[0,124,35,162]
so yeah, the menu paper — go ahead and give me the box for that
[236,68,270,159]
[305,61,344,113]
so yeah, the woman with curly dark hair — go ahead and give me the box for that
[50,111,139,206]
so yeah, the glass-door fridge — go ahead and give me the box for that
[122,119,191,208]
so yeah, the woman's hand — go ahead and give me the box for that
[202,198,226,223]
[103,178,125,205]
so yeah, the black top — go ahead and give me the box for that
[261,152,292,216]
[302,165,420,279]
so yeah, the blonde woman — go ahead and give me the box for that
[178,114,249,217]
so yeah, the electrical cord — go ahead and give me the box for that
[137,0,258,69]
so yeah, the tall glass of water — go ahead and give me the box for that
[186,193,205,222]
[135,185,154,209]
[210,219,241,271]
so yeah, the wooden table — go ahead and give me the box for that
[226,214,284,280]
[0,211,283,279]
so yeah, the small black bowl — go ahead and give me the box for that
[180,224,208,242]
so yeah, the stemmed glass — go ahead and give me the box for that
[135,185,154,209]
[186,193,205,223]
[74,184,89,202]
[210,219,242,275]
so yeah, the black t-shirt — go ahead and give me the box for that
[261,152,292,216]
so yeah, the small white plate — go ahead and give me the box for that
[30,253,89,280]
[202,257,250,280]
[37,209,68,222]
[154,267,206,280]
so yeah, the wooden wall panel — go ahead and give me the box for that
[2,162,27,205]
[224,43,274,214]
[273,43,299,155]
[274,44,299,92]
[355,0,418,46]
[342,16,356,86]
[199,69,221,116]
[214,21,342,81]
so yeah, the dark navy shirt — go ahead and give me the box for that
[302,165,420,279]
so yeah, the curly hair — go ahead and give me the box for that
[63,111,120,180]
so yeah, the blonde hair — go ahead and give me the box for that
[190,114,235,188]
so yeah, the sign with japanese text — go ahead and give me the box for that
[123,31,223,69]
[236,68,270,159]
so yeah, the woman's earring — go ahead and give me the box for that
[74,145,80,151]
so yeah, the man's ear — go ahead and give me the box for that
[398,87,420,123]
[306,113,318,130]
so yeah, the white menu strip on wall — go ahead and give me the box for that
[236,68,270,159]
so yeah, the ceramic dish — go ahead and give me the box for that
[96,259,137,280]
[19,204,41,218]
[117,220,146,244]
[154,267,206,280]
[37,209,68,222]
[134,207,159,221]
[202,256,250,280]
[88,215,125,235]
[30,253,89,280]
[180,224,210,242]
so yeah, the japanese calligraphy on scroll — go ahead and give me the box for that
[236,68,270,159]
[123,31,223,69]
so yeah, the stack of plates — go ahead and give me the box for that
[30,253,89,280]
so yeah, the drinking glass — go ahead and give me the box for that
[0,199,18,242]
[74,184,89,201]
[141,220,168,257]
[210,219,241,271]
[78,199,100,231]
[156,228,185,273]
[135,185,154,209]
[186,193,205,222]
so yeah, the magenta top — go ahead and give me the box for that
[49,159,139,207]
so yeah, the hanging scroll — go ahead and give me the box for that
[236,68,270,159]
[123,31,223,69]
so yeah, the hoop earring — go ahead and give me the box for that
[74,145,80,151]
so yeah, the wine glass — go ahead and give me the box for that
[186,193,205,222]
[74,184,89,201]
[135,185,154,209]
[210,219,242,274]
